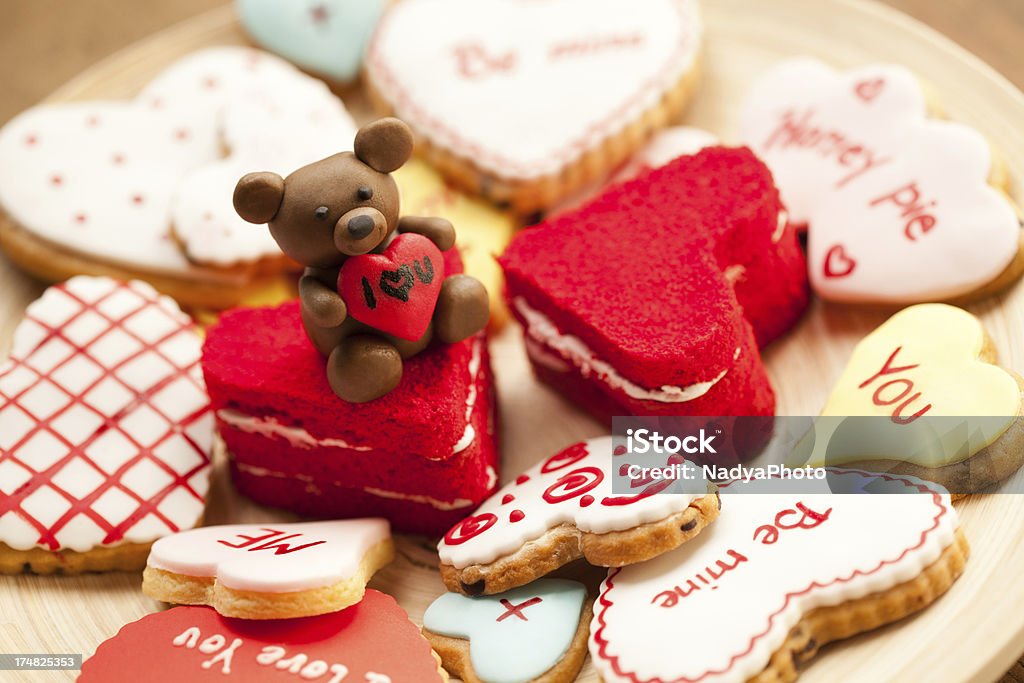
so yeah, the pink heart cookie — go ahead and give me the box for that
[143,520,394,619]
[438,437,719,595]
[740,57,1023,304]
[0,276,212,574]
[80,592,445,682]
[366,0,703,213]
[590,469,968,683]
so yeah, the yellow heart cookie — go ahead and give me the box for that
[395,159,517,327]
[802,304,1024,492]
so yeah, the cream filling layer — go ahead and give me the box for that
[233,462,498,512]
[514,297,736,403]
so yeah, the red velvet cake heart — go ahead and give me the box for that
[202,253,498,535]
[500,147,809,421]
[338,233,445,341]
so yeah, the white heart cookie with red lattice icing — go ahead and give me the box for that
[0,276,212,574]
[438,436,719,596]
[0,47,357,288]
[590,469,968,683]
[366,0,702,211]
[143,520,394,619]
[739,57,1023,304]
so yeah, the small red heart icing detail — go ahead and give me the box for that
[824,244,857,278]
[338,233,445,341]
[854,78,885,102]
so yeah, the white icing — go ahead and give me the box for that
[438,436,709,569]
[0,47,358,271]
[739,57,1020,303]
[233,462,477,512]
[0,276,212,552]
[590,469,959,683]
[367,0,702,179]
[217,410,373,452]
[514,297,735,403]
[147,519,390,592]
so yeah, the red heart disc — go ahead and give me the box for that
[338,233,445,341]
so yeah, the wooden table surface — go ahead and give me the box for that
[1,1,1023,681]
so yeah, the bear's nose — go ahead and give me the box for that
[347,215,375,240]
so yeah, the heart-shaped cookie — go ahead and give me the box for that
[0,276,212,574]
[423,578,590,683]
[237,0,388,84]
[803,303,1024,494]
[80,592,445,682]
[438,437,718,596]
[338,233,445,341]
[143,520,393,619]
[0,47,357,307]
[366,0,703,212]
[591,470,968,683]
[739,57,1023,303]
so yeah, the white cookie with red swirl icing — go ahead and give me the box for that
[438,437,718,595]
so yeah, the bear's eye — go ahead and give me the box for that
[314,206,330,220]
[357,186,374,201]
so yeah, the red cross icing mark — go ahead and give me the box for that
[50,174,63,187]
[174,128,190,142]
[131,194,145,206]
[112,153,125,165]
[24,134,38,147]
[86,115,100,128]
[497,597,543,622]
[310,4,330,24]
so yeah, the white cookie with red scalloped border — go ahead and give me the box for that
[590,469,968,683]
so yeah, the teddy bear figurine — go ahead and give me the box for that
[232,118,490,403]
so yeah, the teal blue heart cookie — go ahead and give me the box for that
[237,0,387,83]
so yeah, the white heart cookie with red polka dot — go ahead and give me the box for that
[0,276,212,573]
[0,47,357,275]
[438,437,718,595]
[590,470,966,683]
[739,57,1022,304]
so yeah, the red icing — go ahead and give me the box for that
[501,494,515,505]
[79,591,443,682]
[540,442,589,473]
[857,346,932,424]
[500,148,808,421]
[854,77,885,102]
[823,244,856,278]
[509,509,525,523]
[515,474,530,485]
[541,466,604,504]
[496,597,543,622]
[202,252,499,536]
[0,280,209,550]
[337,233,445,341]
[444,513,498,545]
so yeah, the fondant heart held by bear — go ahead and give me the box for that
[233,118,490,402]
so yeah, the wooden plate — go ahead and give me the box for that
[3,1,1024,681]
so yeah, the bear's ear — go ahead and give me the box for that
[233,172,285,224]
[354,118,414,174]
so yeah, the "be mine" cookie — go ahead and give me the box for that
[0,277,212,574]
[590,469,968,683]
[740,57,1024,304]
[143,520,394,619]
[366,0,703,213]
[438,437,718,596]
